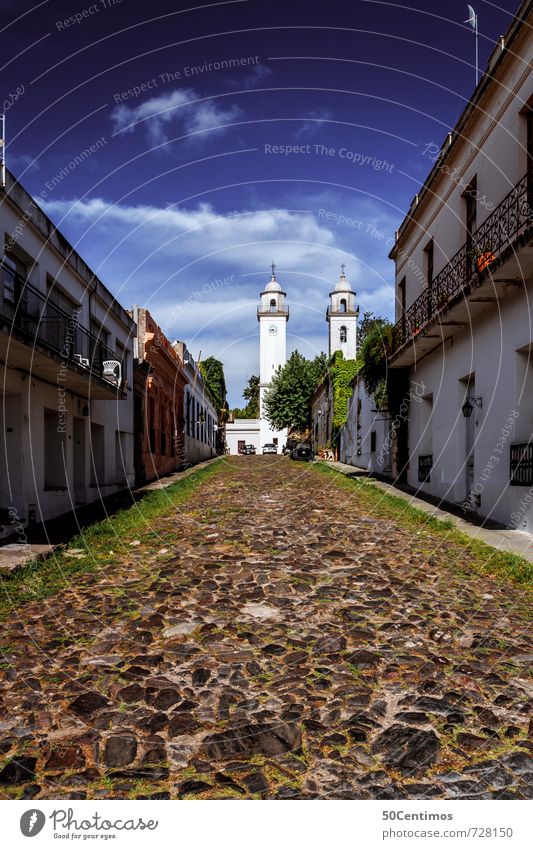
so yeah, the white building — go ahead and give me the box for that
[224,418,260,455]
[258,264,289,448]
[327,265,358,359]
[0,169,135,537]
[388,0,533,530]
[226,266,289,454]
[172,341,218,466]
[340,375,392,475]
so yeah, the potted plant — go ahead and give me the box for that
[472,242,495,273]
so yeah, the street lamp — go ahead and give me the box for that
[461,396,482,418]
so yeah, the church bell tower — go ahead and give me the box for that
[257,263,289,447]
[327,265,358,359]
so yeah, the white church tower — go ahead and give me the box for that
[258,263,289,447]
[327,264,359,359]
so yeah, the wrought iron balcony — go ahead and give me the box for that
[391,172,533,360]
[0,261,125,392]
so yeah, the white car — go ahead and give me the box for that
[262,443,278,454]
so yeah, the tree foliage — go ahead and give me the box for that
[232,374,259,418]
[329,351,361,432]
[358,319,394,410]
[358,311,389,347]
[199,357,227,414]
[263,351,327,431]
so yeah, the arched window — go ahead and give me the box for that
[269,298,277,312]
[340,298,347,313]
[340,326,347,343]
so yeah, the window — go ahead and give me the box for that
[116,340,127,383]
[424,239,434,289]
[398,276,406,332]
[418,454,433,483]
[2,252,26,305]
[269,298,276,312]
[186,393,191,436]
[527,108,533,206]
[90,422,105,487]
[370,431,376,453]
[340,326,347,343]
[464,176,477,275]
[339,298,347,313]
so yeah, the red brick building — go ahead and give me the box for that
[131,307,188,484]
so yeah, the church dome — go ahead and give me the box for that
[265,276,282,292]
[264,262,282,292]
[335,265,352,291]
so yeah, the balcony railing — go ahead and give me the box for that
[0,261,124,388]
[391,172,533,356]
[257,305,290,317]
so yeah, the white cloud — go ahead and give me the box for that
[40,194,395,403]
[295,110,333,139]
[111,88,242,145]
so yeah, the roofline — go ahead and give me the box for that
[389,0,533,259]
[1,169,135,331]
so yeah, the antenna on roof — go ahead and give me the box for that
[0,114,5,188]
[465,5,479,86]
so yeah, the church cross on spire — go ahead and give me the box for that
[340,263,346,276]
[271,261,276,279]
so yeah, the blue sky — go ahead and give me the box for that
[2,0,517,404]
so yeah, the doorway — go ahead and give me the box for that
[73,417,86,504]
[465,379,476,504]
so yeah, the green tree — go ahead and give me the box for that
[232,374,259,418]
[358,319,394,410]
[358,311,389,348]
[199,357,227,413]
[263,351,327,431]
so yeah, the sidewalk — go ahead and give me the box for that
[0,457,220,575]
[326,460,533,564]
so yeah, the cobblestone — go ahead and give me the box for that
[0,457,531,799]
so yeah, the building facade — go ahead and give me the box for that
[340,375,392,475]
[131,307,188,484]
[388,0,533,530]
[0,170,135,537]
[224,418,261,454]
[172,341,218,466]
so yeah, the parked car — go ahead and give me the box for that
[282,438,298,455]
[262,443,278,454]
[242,444,256,455]
[290,443,314,462]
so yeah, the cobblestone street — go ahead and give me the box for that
[1,457,532,800]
